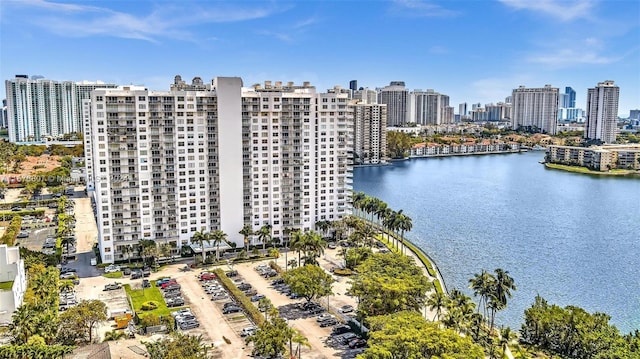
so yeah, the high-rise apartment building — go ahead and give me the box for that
[1,99,7,128]
[459,102,469,119]
[409,90,454,125]
[565,87,576,108]
[5,75,117,142]
[585,80,619,144]
[85,77,353,263]
[511,85,559,134]
[377,81,408,126]
[630,110,640,120]
[351,102,387,165]
[349,80,358,92]
[353,88,377,104]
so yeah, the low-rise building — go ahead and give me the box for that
[547,144,640,171]
[0,245,27,324]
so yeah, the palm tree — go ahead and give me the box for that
[469,270,496,319]
[158,243,173,262]
[382,210,397,248]
[239,224,253,252]
[257,224,272,253]
[488,268,517,333]
[427,290,448,322]
[499,326,517,358]
[103,330,126,342]
[394,210,412,254]
[293,331,311,358]
[301,230,326,266]
[268,247,280,264]
[315,220,331,239]
[191,230,210,265]
[210,230,228,262]
[351,191,366,217]
[289,229,304,267]
[121,244,134,264]
[373,199,388,228]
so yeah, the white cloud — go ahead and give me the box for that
[471,75,535,104]
[498,0,595,21]
[390,0,459,17]
[527,37,623,68]
[5,0,287,42]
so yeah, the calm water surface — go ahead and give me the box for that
[354,151,640,333]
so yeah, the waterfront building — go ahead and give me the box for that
[85,77,353,263]
[547,144,640,171]
[4,75,118,142]
[377,81,408,126]
[511,85,559,135]
[409,89,454,125]
[351,101,387,164]
[0,245,27,324]
[585,81,620,144]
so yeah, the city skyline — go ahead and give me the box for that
[0,0,638,115]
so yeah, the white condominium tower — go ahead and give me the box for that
[351,102,387,164]
[409,89,454,125]
[377,81,408,126]
[511,85,559,135]
[5,75,117,142]
[85,77,353,263]
[585,80,620,144]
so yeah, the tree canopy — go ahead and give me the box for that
[282,264,334,302]
[348,252,431,317]
[360,311,485,359]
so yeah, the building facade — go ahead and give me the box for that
[351,102,387,165]
[585,80,620,144]
[0,245,27,324]
[85,78,353,263]
[511,85,559,135]
[547,144,640,171]
[4,75,117,142]
[377,81,408,126]
[409,90,454,125]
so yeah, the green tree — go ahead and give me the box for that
[348,253,430,317]
[210,229,228,262]
[247,315,292,358]
[191,230,212,264]
[58,300,107,343]
[239,224,253,251]
[427,290,449,322]
[361,311,485,359]
[281,265,334,303]
[144,332,210,359]
[257,223,272,253]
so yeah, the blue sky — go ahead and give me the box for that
[1,0,639,115]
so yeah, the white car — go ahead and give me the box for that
[104,265,121,273]
[240,326,257,337]
[316,313,335,322]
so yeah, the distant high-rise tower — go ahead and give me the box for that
[351,102,388,165]
[349,80,358,92]
[459,102,469,119]
[409,90,453,125]
[1,99,7,128]
[565,87,576,108]
[511,85,559,134]
[4,75,117,142]
[377,81,408,126]
[585,80,619,144]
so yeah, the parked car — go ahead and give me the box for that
[142,267,151,277]
[340,305,354,313]
[317,314,334,322]
[60,272,77,279]
[237,283,252,291]
[166,297,185,307]
[250,294,266,302]
[17,231,29,238]
[199,272,216,281]
[332,325,351,335]
[142,279,151,288]
[131,270,143,279]
[122,267,132,275]
[327,242,337,249]
[319,318,338,327]
[104,265,120,273]
[240,326,257,337]
[340,333,358,345]
[349,338,367,349]
[222,306,242,314]
[225,270,238,277]
[103,283,122,291]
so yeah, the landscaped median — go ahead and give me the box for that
[213,269,265,326]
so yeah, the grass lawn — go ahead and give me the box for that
[0,281,14,290]
[124,283,172,319]
[544,163,637,176]
[103,271,123,279]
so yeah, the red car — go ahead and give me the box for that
[199,272,216,281]
[160,280,177,289]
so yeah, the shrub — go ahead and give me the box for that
[432,279,443,295]
[1,216,22,246]
[141,301,159,311]
[269,261,283,274]
[139,313,160,327]
[223,336,231,344]
[333,268,353,276]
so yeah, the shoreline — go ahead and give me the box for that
[543,162,640,177]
